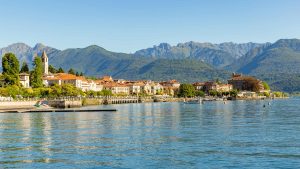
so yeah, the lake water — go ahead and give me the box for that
[0,98,300,168]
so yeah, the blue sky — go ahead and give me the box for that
[0,0,299,52]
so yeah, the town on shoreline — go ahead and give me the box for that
[0,51,288,109]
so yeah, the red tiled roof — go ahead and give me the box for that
[43,73,86,81]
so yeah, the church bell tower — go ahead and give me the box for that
[41,51,49,75]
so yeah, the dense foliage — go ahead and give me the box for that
[2,53,20,86]
[57,67,64,73]
[48,64,57,73]
[0,84,114,99]
[20,61,29,73]
[178,84,196,98]
[30,56,43,88]
[68,68,75,75]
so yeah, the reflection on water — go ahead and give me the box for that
[1,98,300,168]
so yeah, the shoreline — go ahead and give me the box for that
[0,97,289,113]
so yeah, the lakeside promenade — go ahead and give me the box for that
[0,95,288,113]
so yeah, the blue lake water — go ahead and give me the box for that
[0,97,300,168]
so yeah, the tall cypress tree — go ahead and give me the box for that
[48,64,57,73]
[2,53,20,86]
[68,68,75,75]
[30,56,43,88]
[20,61,29,73]
[57,67,64,73]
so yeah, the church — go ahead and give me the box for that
[41,51,102,91]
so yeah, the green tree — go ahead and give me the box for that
[57,67,64,73]
[262,81,270,90]
[49,64,57,73]
[101,89,112,96]
[75,72,79,76]
[20,61,29,73]
[216,78,221,84]
[68,68,75,75]
[30,56,43,88]
[195,90,205,97]
[209,90,218,97]
[7,85,21,98]
[61,84,83,96]
[229,89,238,97]
[178,84,195,98]
[50,84,62,97]
[2,53,20,86]
[80,72,83,76]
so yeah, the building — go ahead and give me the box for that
[43,73,83,88]
[203,81,233,92]
[151,82,164,95]
[228,73,264,92]
[102,76,113,82]
[42,73,100,91]
[103,82,130,95]
[193,82,205,91]
[19,73,30,88]
[141,83,152,95]
[160,80,180,88]
[41,51,49,75]
[127,83,143,95]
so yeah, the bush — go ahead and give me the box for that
[229,89,238,97]
[209,90,218,97]
[178,84,195,98]
[195,90,205,97]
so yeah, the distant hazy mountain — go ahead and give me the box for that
[226,39,300,92]
[135,41,265,67]
[0,43,59,68]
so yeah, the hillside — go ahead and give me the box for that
[135,41,265,67]
[227,39,300,92]
[0,43,59,68]
[49,45,230,82]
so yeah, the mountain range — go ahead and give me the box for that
[135,42,266,67]
[0,39,300,92]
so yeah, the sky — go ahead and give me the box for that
[0,0,300,53]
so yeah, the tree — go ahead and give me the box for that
[262,81,270,90]
[209,90,218,97]
[75,72,79,76]
[79,72,83,76]
[243,77,261,92]
[178,84,195,98]
[20,61,29,73]
[57,67,64,73]
[68,68,75,75]
[101,89,112,96]
[30,56,43,88]
[216,78,221,84]
[49,65,57,73]
[230,89,238,97]
[195,90,205,97]
[2,53,20,86]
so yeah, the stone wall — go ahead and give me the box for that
[0,101,38,109]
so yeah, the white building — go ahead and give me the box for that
[19,73,30,88]
[103,83,130,95]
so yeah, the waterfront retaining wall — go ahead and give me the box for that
[0,101,38,109]
[48,100,82,108]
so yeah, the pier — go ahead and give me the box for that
[104,96,139,104]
